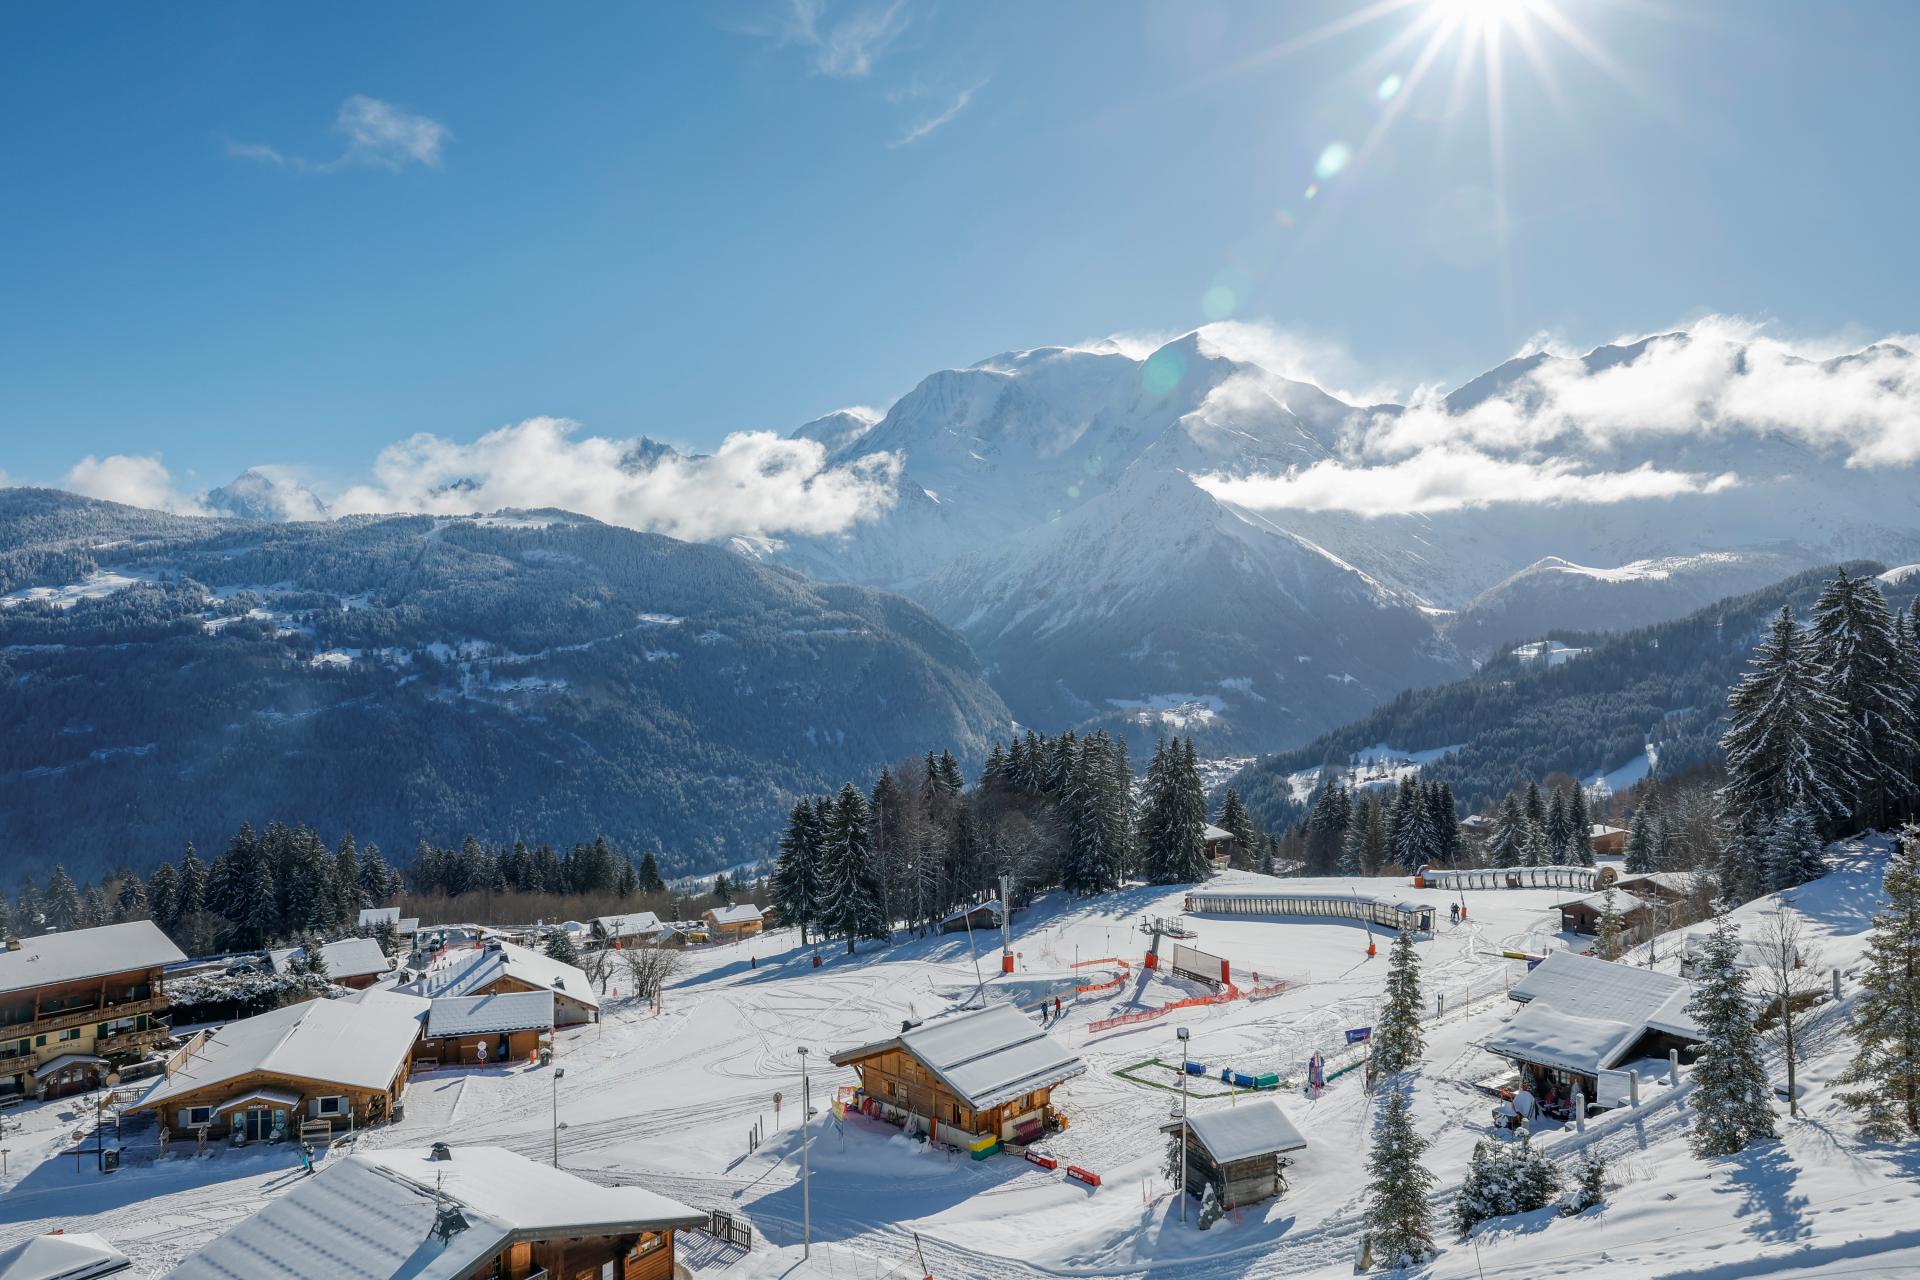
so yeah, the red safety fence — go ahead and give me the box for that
[1066,1165,1102,1187]
[1024,1151,1058,1170]
[1072,956,1128,970]
[1075,974,1126,995]
[1241,979,1289,1001]
[1087,984,1242,1034]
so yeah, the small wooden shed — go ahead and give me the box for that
[1159,1099,1307,1210]
[421,991,553,1067]
[1554,889,1652,936]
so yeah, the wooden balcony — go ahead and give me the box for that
[0,993,165,1040]
[94,1025,170,1060]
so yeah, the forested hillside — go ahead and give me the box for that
[1229,562,1920,830]
[0,491,1010,880]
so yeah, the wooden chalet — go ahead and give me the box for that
[591,911,665,947]
[938,899,1010,935]
[1554,889,1654,936]
[169,1145,706,1280]
[703,903,764,940]
[1484,950,1700,1111]
[419,991,553,1068]
[1202,823,1238,872]
[1590,823,1630,857]
[126,996,421,1140]
[831,1004,1085,1148]
[0,920,185,1102]
[404,939,600,1026]
[268,936,392,990]
[1159,1099,1308,1210]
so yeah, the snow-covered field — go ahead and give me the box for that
[2,849,1913,1278]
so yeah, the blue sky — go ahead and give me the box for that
[3,0,1917,498]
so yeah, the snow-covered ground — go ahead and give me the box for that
[3,846,1913,1278]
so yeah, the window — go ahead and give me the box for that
[629,1231,664,1257]
[185,1106,213,1127]
[314,1095,347,1116]
[54,1027,81,1044]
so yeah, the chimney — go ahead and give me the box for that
[4,937,19,952]
[429,1141,453,1161]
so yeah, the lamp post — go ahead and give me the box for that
[798,1047,812,1260]
[551,1066,565,1167]
[1176,1026,1190,1223]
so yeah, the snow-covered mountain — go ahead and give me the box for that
[203,469,328,521]
[760,326,1920,751]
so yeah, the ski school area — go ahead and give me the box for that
[1,849,1910,1279]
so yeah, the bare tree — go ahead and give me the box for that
[621,944,685,1005]
[580,940,617,994]
[1752,901,1824,1118]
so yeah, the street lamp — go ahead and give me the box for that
[551,1066,566,1167]
[797,1047,812,1260]
[1176,1026,1190,1223]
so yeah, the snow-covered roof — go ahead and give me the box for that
[940,899,1004,925]
[1508,950,1700,1042]
[398,918,420,934]
[592,911,663,937]
[1614,871,1703,897]
[357,907,400,928]
[134,997,422,1110]
[267,936,391,981]
[342,986,432,1019]
[1160,1099,1307,1164]
[0,920,185,996]
[212,1086,302,1113]
[34,1053,105,1077]
[1591,824,1629,837]
[1202,823,1233,842]
[832,1004,1086,1112]
[1554,891,1650,914]
[706,903,763,925]
[169,1147,703,1280]
[0,1231,130,1279]
[428,991,554,1039]
[1485,1002,1647,1078]
[404,941,599,1010]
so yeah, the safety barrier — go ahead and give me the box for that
[1073,956,1132,995]
[1024,1151,1058,1170]
[1075,973,1126,995]
[1066,1165,1102,1187]
[1087,984,1241,1034]
[1071,956,1127,969]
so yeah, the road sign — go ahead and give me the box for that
[1345,1026,1373,1044]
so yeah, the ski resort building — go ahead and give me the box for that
[403,939,600,1025]
[1484,951,1701,1110]
[169,1145,706,1280]
[1590,823,1630,857]
[591,911,665,946]
[267,936,392,989]
[831,1004,1086,1148]
[419,991,553,1067]
[1159,1099,1307,1210]
[702,903,764,940]
[1554,890,1654,936]
[1202,823,1239,871]
[0,920,185,1102]
[939,899,1009,935]
[127,996,421,1139]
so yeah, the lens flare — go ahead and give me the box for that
[1377,72,1403,101]
[1202,284,1237,320]
[1315,141,1352,180]
[1142,345,1187,395]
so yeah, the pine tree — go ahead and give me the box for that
[1339,805,1372,876]
[1364,1088,1435,1267]
[1837,830,1920,1138]
[771,801,823,944]
[1567,786,1595,866]
[1763,807,1826,892]
[1545,789,1572,864]
[820,783,887,953]
[1197,1180,1224,1231]
[1687,914,1776,1157]
[1486,794,1527,867]
[1562,1150,1607,1216]
[14,878,43,931]
[1141,739,1209,883]
[1595,886,1626,961]
[1722,605,1858,835]
[1456,1134,1562,1236]
[1371,929,1424,1078]
[46,867,80,931]
[177,846,208,920]
[1431,783,1463,866]
[1520,820,1550,868]
[1523,781,1546,833]
[115,874,148,922]
[1809,569,1918,828]
[1624,804,1658,873]
[1217,788,1257,852]
[544,927,581,966]
[637,850,668,894]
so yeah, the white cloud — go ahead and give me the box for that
[63,455,207,514]
[229,95,450,173]
[890,78,986,148]
[329,417,901,542]
[1199,451,1739,518]
[750,0,912,78]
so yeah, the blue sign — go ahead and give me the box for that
[1525,957,1545,970]
[1345,1026,1373,1044]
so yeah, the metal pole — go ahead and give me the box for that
[1177,1026,1190,1223]
[799,1047,812,1260]
[551,1066,565,1167]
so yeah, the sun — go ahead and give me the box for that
[1430,0,1539,28]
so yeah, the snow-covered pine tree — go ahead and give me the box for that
[1567,785,1595,866]
[1364,1088,1435,1267]
[1218,787,1257,853]
[1143,740,1210,883]
[1176,740,1212,879]
[1722,605,1859,837]
[980,742,1010,792]
[1520,820,1550,868]
[1339,805,1371,876]
[1455,1134,1562,1235]
[1596,886,1626,961]
[1197,1180,1224,1230]
[1809,570,1919,829]
[45,866,80,931]
[1763,807,1826,893]
[1561,1149,1606,1216]
[1624,804,1658,874]
[544,927,580,966]
[1524,781,1547,833]
[1836,829,1920,1138]
[1545,788,1572,864]
[1371,929,1424,1078]
[1687,914,1777,1157]
[820,782,888,953]
[1430,783,1463,866]
[1486,793,1527,867]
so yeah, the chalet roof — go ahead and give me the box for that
[591,911,662,938]
[1553,891,1650,915]
[1613,871,1703,898]
[1508,950,1700,1042]
[1202,823,1233,843]
[34,1053,106,1077]
[342,987,432,1019]
[1159,1099,1307,1164]
[428,992,554,1039]
[357,907,401,928]
[405,941,599,1010]
[0,1231,130,1280]
[268,937,391,982]
[1485,1002,1648,1078]
[1591,824,1629,838]
[213,1086,303,1113]
[134,997,421,1111]
[706,904,763,925]
[168,1147,703,1280]
[0,921,185,997]
[831,1004,1086,1112]
[940,899,1004,926]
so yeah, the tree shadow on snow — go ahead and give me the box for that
[1715,1141,1811,1247]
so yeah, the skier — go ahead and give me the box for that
[1449,902,1460,927]
[299,1142,315,1175]
[1307,1052,1325,1100]
[1053,995,1063,1022]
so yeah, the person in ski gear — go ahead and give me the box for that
[1053,995,1063,1021]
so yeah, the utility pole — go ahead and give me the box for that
[1176,1025,1191,1223]
[551,1066,565,1167]
[798,1047,812,1260]
[999,872,1014,974]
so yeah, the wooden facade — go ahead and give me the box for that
[130,1061,412,1139]
[1168,1138,1286,1211]
[702,909,763,940]
[476,1228,679,1280]
[474,972,598,1026]
[837,1044,1055,1145]
[420,1027,543,1068]
[0,963,171,1101]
